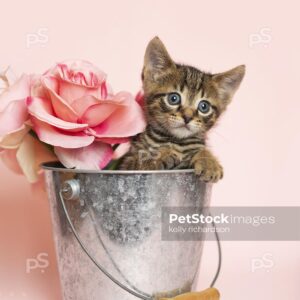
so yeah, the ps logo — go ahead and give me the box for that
[249,27,272,48]
[26,252,49,274]
[251,253,274,272]
[26,28,49,48]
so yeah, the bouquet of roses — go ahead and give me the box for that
[0,60,146,182]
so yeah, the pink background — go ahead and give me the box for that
[0,0,299,299]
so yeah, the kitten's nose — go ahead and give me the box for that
[183,115,193,124]
[182,108,194,124]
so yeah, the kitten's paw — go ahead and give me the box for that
[156,148,182,169]
[157,154,181,169]
[194,157,223,183]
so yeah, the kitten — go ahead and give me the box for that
[120,37,245,182]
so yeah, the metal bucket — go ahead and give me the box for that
[42,162,213,300]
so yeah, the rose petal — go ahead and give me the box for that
[0,148,23,174]
[101,81,107,99]
[112,142,131,159]
[95,137,130,144]
[55,142,113,170]
[55,60,107,88]
[91,91,146,138]
[57,80,107,106]
[16,134,57,183]
[81,100,121,127]
[0,99,28,137]
[0,74,31,111]
[70,95,100,117]
[31,75,48,98]
[28,96,88,131]
[42,76,79,123]
[0,125,30,149]
[0,67,17,93]
[31,117,94,148]
[135,90,145,106]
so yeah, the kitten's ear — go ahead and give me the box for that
[143,37,176,81]
[212,65,246,103]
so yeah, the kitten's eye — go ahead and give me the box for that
[167,93,181,105]
[198,100,211,114]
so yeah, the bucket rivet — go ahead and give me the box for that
[61,179,80,201]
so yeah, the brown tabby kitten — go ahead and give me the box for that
[120,37,245,182]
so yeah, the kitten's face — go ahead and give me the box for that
[142,37,245,139]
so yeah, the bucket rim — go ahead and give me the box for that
[41,161,195,174]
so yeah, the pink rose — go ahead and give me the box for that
[0,135,57,182]
[27,60,146,169]
[135,90,145,107]
[0,60,146,179]
[0,71,31,148]
[0,69,57,182]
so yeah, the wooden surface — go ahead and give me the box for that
[159,288,220,300]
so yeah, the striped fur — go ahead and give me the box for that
[120,37,245,182]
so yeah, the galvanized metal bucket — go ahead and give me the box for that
[42,162,214,300]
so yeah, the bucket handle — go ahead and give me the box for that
[58,180,222,300]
